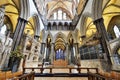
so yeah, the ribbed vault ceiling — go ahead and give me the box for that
[34,0,79,20]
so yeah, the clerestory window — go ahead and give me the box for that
[0,24,7,34]
[113,25,120,38]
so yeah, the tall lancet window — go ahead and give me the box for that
[114,48,120,65]
[114,25,120,38]
[0,24,7,34]
[56,49,65,60]
[58,9,62,20]
[63,13,66,20]
[53,12,57,20]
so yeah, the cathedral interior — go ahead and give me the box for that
[0,0,120,80]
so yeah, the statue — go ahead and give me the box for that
[69,34,74,46]
[47,34,51,47]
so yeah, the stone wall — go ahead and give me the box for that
[81,59,102,69]
[22,34,41,62]
[0,33,13,70]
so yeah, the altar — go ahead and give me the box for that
[53,59,67,67]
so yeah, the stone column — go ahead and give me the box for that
[0,49,9,69]
[41,43,45,54]
[40,43,45,63]
[53,43,55,61]
[74,43,78,57]
[56,23,58,30]
[50,43,54,64]
[0,6,5,29]
[18,58,23,71]
[93,18,112,66]
[75,43,81,66]
[68,45,71,65]
[43,46,47,62]
[34,35,40,41]
[12,17,28,51]
[8,17,27,71]
[44,25,47,30]
[50,23,52,30]
[66,43,69,64]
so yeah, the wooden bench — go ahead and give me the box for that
[11,71,35,80]
[88,72,114,80]
[99,70,120,79]
[0,71,23,80]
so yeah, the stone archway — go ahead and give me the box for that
[53,33,67,67]
[107,16,120,39]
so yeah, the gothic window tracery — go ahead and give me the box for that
[52,9,69,20]
[114,48,120,65]
[56,49,65,60]
[58,9,62,20]
[113,25,120,38]
[0,25,7,34]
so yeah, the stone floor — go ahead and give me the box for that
[25,60,99,80]
[35,77,88,80]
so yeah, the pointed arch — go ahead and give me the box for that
[54,32,66,51]
[67,32,75,43]
[80,13,92,36]
[33,14,40,36]
[107,15,120,39]
[4,15,13,32]
[53,32,66,43]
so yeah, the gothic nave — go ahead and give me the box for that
[0,0,120,80]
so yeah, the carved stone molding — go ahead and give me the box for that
[0,6,5,28]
